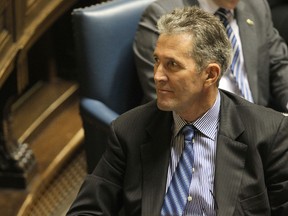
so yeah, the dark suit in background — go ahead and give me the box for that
[133,0,288,112]
[268,0,288,44]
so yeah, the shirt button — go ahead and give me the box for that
[188,196,192,201]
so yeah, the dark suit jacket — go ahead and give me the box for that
[133,0,288,112]
[67,90,288,216]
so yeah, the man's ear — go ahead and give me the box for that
[204,63,221,87]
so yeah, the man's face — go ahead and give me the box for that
[213,0,240,9]
[153,33,208,115]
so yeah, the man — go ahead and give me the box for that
[67,7,288,215]
[133,0,288,113]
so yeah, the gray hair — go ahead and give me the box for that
[157,6,231,78]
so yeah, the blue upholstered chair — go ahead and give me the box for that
[72,0,154,172]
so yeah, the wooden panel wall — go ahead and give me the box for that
[0,0,104,188]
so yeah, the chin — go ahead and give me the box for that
[156,99,173,111]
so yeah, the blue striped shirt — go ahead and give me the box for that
[166,92,220,215]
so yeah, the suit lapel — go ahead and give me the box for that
[215,91,248,215]
[141,111,173,215]
[235,1,259,102]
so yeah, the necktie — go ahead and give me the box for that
[215,8,253,102]
[161,125,195,215]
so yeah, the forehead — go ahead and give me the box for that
[154,33,193,57]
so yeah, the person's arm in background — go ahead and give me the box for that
[266,115,288,215]
[133,3,165,103]
[264,0,288,112]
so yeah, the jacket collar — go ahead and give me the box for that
[214,90,247,215]
[141,108,173,215]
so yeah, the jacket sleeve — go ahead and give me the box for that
[266,115,288,215]
[66,122,125,216]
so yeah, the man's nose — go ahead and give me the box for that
[154,64,167,82]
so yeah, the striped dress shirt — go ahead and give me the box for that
[166,92,220,215]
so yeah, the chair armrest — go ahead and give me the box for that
[80,97,119,129]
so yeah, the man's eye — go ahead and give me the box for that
[153,56,159,63]
[167,61,178,68]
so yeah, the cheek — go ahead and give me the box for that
[169,70,201,93]
[174,78,196,96]
[184,76,205,96]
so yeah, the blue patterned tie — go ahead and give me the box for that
[161,125,195,215]
[215,8,253,102]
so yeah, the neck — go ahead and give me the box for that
[178,89,218,122]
